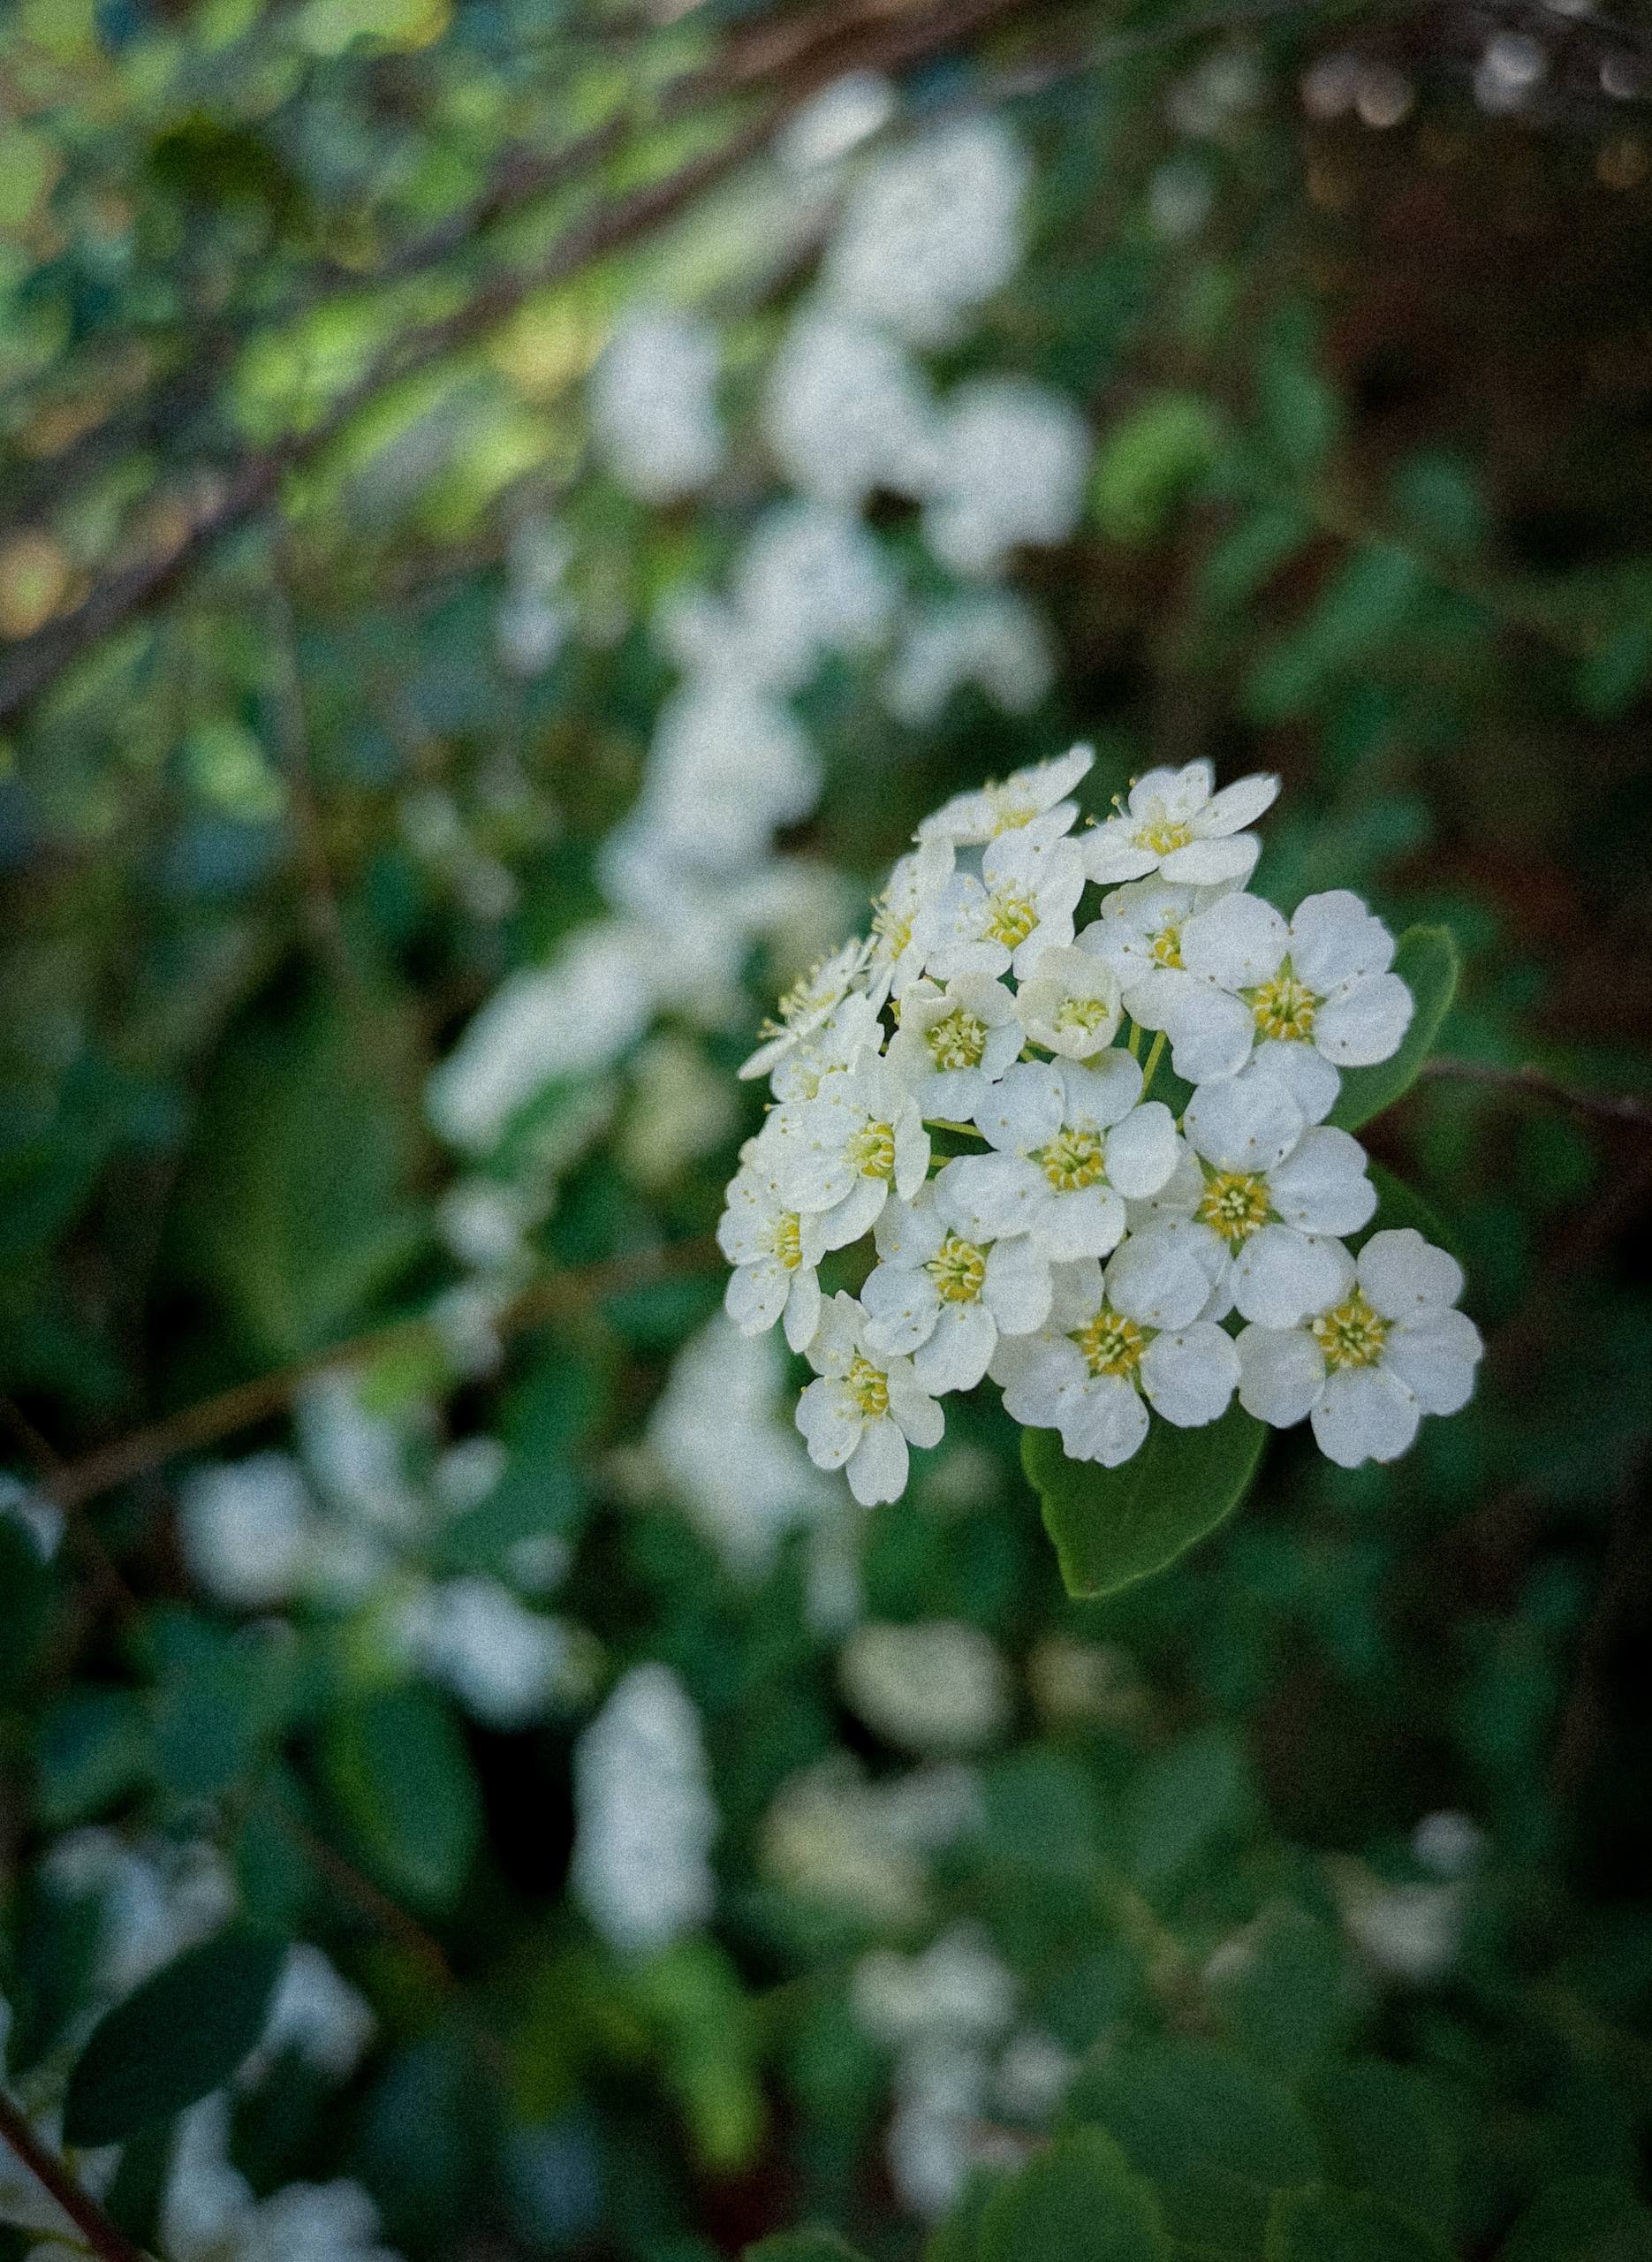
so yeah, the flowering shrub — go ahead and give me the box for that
[723,748,1473,1591]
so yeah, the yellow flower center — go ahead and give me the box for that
[1312,1290,1390,1370]
[926,1233,987,1303]
[1035,1126,1106,1191]
[1150,923,1184,968]
[1137,816,1194,857]
[847,1354,890,1416]
[763,954,842,1038]
[985,890,1039,949]
[986,786,1039,834]
[1197,1169,1273,1250]
[928,1007,989,1070]
[1054,993,1111,1035]
[873,895,912,962]
[1072,1304,1147,1378]
[1248,965,1319,1043]
[773,1212,804,1271]
[847,1120,897,1180]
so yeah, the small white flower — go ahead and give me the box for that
[717,1161,827,1353]
[1172,886,1414,1122]
[797,1294,945,1506]
[1169,1066,1377,1325]
[1080,877,1254,1082]
[918,828,1087,984]
[739,935,873,1082]
[991,1233,1239,1466]
[868,839,957,1006]
[886,975,1021,1118]
[1015,945,1123,1059]
[945,1056,1180,1261]
[916,743,1093,847]
[1236,1226,1482,1467]
[860,1175,1055,1394]
[771,1060,930,1245]
[770,990,886,1104]
[1084,762,1280,888]
[590,308,724,503]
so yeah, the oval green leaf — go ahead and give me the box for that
[1022,1404,1266,1601]
[323,1682,481,1910]
[62,1927,286,2146]
[981,2128,1170,2262]
[1268,2187,1452,2262]
[1327,926,1459,1133]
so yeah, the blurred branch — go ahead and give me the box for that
[1422,1055,1652,1132]
[0,2092,147,2262]
[43,1233,717,1513]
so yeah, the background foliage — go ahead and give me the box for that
[3,3,1652,2260]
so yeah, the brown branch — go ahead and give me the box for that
[1421,1055,1652,1133]
[44,1233,717,1514]
[0,2091,148,2262]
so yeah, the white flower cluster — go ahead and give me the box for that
[719,747,1481,1503]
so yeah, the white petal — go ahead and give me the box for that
[1383,1309,1483,1414]
[893,1109,932,1199]
[1315,974,1413,1066]
[1255,1036,1341,1124]
[1311,1365,1420,1468]
[1032,1184,1125,1260]
[1062,1049,1142,1126]
[860,1261,943,1356]
[980,1235,1054,1334]
[874,1192,944,1265]
[887,1369,945,1448]
[1287,891,1396,993]
[1159,835,1261,887]
[846,1418,910,1505]
[1084,823,1162,884]
[797,1378,861,1467]
[1267,1126,1375,1237]
[1140,1323,1239,1427]
[1196,771,1280,836]
[1162,983,1256,1084]
[783,1269,822,1354]
[1179,892,1288,991]
[1129,761,1212,819]
[1044,1258,1107,1331]
[807,1290,865,1377]
[1236,1324,1325,1427]
[974,1061,1065,1153]
[1232,1225,1354,1329]
[1102,1102,1179,1198]
[941,1151,1049,1241]
[1061,1372,1150,1467]
[1356,1228,1465,1318]
[1184,1067,1304,1173]
[912,1302,997,1394]
[726,1260,788,1336]
[1104,1227,1216,1332]
[817,1173,888,1249]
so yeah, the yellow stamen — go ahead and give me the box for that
[1197,1169,1273,1250]
[1072,1304,1146,1377]
[847,1355,890,1416]
[1054,994,1111,1035]
[1150,924,1183,968]
[1035,1127,1106,1191]
[774,1213,803,1271]
[926,1233,987,1303]
[1313,1290,1390,1370]
[985,891,1039,949]
[928,1007,989,1069]
[1137,816,1193,857]
[847,1121,897,1180]
[1248,964,1319,1043]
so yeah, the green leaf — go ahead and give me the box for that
[34,1687,153,1827]
[980,2129,1171,2262]
[1356,1165,1454,1256]
[1305,2063,1456,2236]
[1326,928,1459,1133]
[1023,1405,1266,1601]
[745,2235,869,2262]
[1267,2188,1451,2262]
[324,1684,481,1910]
[1499,2179,1652,2262]
[926,2171,1004,2262]
[62,1929,286,2145]
[1092,393,1226,543]
[0,1517,53,1696]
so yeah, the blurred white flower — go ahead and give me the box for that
[0,1475,62,1560]
[648,1315,831,1574]
[631,674,820,873]
[247,1945,375,2085]
[295,1375,426,1537]
[1413,1810,1486,1879]
[571,1664,717,1954]
[400,1576,568,1730]
[41,1832,236,2001]
[590,309,725,502]
[777,71,896,175]
[762,1757,981,1924]
[919,379,1090,578]
[837,1621,1010,1754]
[622,1032,737,1188]
[163,2097,402,2262]
[883,592,1055,725]
[823,118,1028,345]
[497,517,575,677]
[1336,1865,1467,1986]
[178,1454,318,1611]
[728,501,898,687]
[765,307,936,505]
[426,922,654,1153]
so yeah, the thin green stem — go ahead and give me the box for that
[1125,1019,1143,1060]
[1140,1029,1168,1099]
[926,1119,989,1142]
